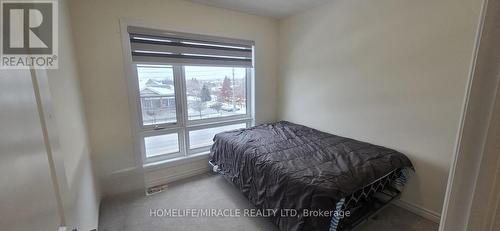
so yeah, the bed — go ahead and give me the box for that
[209,121,413,231]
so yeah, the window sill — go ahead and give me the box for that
[143,151,210,171]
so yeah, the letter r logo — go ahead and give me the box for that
[2,2,53,55]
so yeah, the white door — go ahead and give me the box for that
[0,69,63,231]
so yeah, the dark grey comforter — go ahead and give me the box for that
[210,121,413,231]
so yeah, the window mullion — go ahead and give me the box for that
[246,68,252,122]
[181,67,189,156]
[175,65,190,156]
[173,66,184,127]
[173,65,187,157]
[179,66,189,127]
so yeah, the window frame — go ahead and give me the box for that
[141,128,185,163]
[133,64,184,131]
[121,21,254,167]
[181,66,253,126]
[185,120,252,155]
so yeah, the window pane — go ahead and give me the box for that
[144,133,179,158]
[189,123,247,149]
[137,65,176,125]
[185,66,247,121]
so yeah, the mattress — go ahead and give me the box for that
[210,121,413,231]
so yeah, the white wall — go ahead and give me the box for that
[278,0,483,215]
[45,0,100,230]
[68,0,279,195]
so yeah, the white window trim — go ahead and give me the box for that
[120,20,254,168]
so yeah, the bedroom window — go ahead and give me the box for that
[137,65,177,125]
[185,66,247,120]
[124,25,254,164]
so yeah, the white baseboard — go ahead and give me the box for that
[393,199,441,223]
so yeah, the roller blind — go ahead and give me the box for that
[128,26,254,67]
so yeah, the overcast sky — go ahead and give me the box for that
[137,65,246,81]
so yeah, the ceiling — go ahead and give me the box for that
[190,0,331,19]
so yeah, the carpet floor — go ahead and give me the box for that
[99,173,438,231]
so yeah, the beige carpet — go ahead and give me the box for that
[99,173,438,231]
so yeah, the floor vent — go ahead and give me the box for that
[146,184,168,196]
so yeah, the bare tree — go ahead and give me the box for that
[210,102,223,115]
[190,99,206,119]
